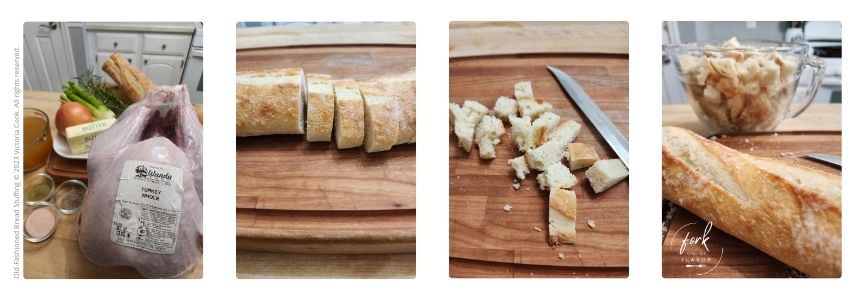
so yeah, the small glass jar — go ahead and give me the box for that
[24,203,60,243]
[23,173,55,206]
[54,180,87,214]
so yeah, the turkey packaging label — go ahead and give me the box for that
[110,160,183,254]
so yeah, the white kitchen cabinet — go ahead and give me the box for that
[22,22,77,92]
[84,23,194,86]
[141,55,184,84]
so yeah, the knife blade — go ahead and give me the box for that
[803,153,841,168]
[547,65,629,168]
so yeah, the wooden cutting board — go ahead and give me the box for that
[449,54,629,277]
[662,131,841,278]
[235,45,417,254]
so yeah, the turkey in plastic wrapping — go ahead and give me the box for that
[78,85,203,278]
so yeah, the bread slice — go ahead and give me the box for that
[549,188,577,245]
[236,68,305,136]
[305,73,335,142]
[375,70,416,145]
[586,159,628,193]
[359,81,400,153]
[333,79,365,149]
[537,162,577,191]
[474,115,505,159]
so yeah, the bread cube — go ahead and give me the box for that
[532,112,560,145]
[549,188,577,245]
[567,143,599,170]
[508,155,530,180]
[537,162,577,191]
[514,81,534,102]
[526,141,566,171]
[493,96,518,121]
[546,120,582,145]
[474,115,505,159]
[509,115,536,152]
[451,100,489,153]
[585,159,629,193]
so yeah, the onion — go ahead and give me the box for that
[55,102,93,137]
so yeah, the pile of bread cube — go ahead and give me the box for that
[450,80,628,246]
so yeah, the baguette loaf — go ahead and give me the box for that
[662,126,841,277]
[374,69,416,145]
[236,68,306,136]
[102,53,153,103]
[333,79,365,149]
[305,74,335,142]
[359,81,400,153]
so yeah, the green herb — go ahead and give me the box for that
[73,69,128,115]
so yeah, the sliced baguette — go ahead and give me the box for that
[375,69,416,145]
[359,81,400,153]
[236,68,305,136]
[333,79,365,149]
[305,73,335,142]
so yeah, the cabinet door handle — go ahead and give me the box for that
[162,44,167,50]
[127,58,132,64]
[144,59,149,65]
[113,41,118,48]
[39,22,58,30]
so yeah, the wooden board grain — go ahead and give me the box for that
[449,54,629,277]
[450,22,628,58]
[237,22,415,50]
[662,132,841,278]
[237,251,415,279]
[236,44,416,263]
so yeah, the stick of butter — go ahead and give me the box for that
[65,118,116,154]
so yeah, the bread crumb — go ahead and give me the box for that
[744,138,750,143]
[533,226,543,232]
[456,175,461,179]
[709,136,718,140]
[512,182,521,190]
[557,253,565,260]
[503,203,513,212]
[773,132,779,136]
[587,219,596,229]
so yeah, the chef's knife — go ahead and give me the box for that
[547,65,629,168]
[803,153,841,168]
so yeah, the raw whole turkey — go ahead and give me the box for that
[79,85,203,278]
